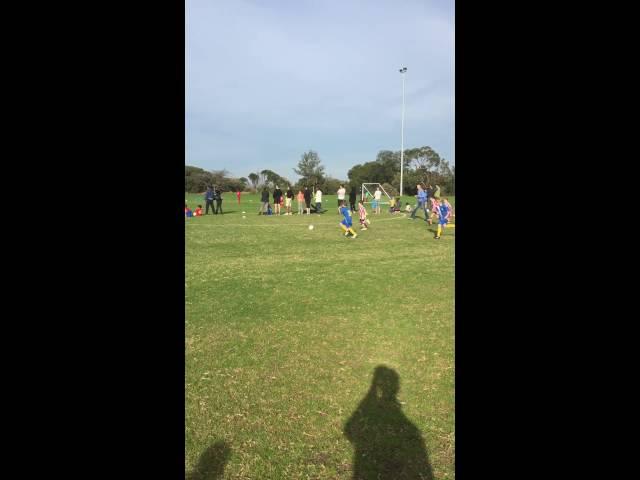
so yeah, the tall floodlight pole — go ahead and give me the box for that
[399,67,407,197]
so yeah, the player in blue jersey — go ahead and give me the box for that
[434,198,452,239]
[339,201,358,238]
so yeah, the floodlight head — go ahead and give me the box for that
[399,67,407,73]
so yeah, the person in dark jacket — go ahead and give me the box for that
[349,187,358,213]
[273,185,283,216]
[425,184,433,199]
[204,186,215,215]
[214,187,223,215]
[303,186,311,215]
[259,187,270,215]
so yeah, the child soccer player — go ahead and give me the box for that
[339,201,358,238]
[370,198,378,215]
[434,198,452,239]
[428,197,440,225]
[193,205,203,216]
[185,203,193,218]
[388,197,401,214]
[388,197,396,213]
[357,199,370,230]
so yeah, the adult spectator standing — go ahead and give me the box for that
[297,189,305,215]
[349,186,357,213]
[214,187,223,215]
[273,185,283,216]
[315,188,323,214]
[303,186,311,215]
[337,184,346,213]
[204,186,215,215]
[285,186,294,215]
[409,184,428,221]
[259,187,270,215]
[373,187,382,214]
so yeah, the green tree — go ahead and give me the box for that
[346,146,447,196]
[248,172,260,191]
[293,150,325,188]
[260,169,291,189]
[210,169,230,187]
[322,177,346,194]
[222,177,246,192]
[382,182,398,197]
[185,166,252,193]
[347,151,399,189]
[410,147,442,186]
[185,165,214,193]
[435,159,454,195]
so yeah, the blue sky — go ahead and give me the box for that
[186,0,454,182]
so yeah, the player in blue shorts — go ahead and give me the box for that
[339,201,358,238]
[434,198,452,239]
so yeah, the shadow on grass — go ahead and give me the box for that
[344,366,433,480]
[202,210,243,215]
[186,441,231,480]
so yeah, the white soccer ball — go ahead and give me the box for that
[242,216,246,219]
[242,211,246,214]
[308,225,314,230]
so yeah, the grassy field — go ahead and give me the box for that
[185,192,455,479]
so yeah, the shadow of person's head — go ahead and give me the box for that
[186,440,231,480]
[372,365,400,401]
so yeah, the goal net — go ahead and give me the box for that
[361,183,393,206]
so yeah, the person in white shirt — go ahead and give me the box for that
[373,187,382,214]
[337,184,346,213]
[315,188,323,214]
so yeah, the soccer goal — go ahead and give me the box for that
[361,183,393,206]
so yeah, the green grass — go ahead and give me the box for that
[186,193,455,479]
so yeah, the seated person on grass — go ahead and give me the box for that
[310,203,326,214]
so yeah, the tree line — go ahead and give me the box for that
[185,146,454,196]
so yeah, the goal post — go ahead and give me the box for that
[361,183,393,206]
